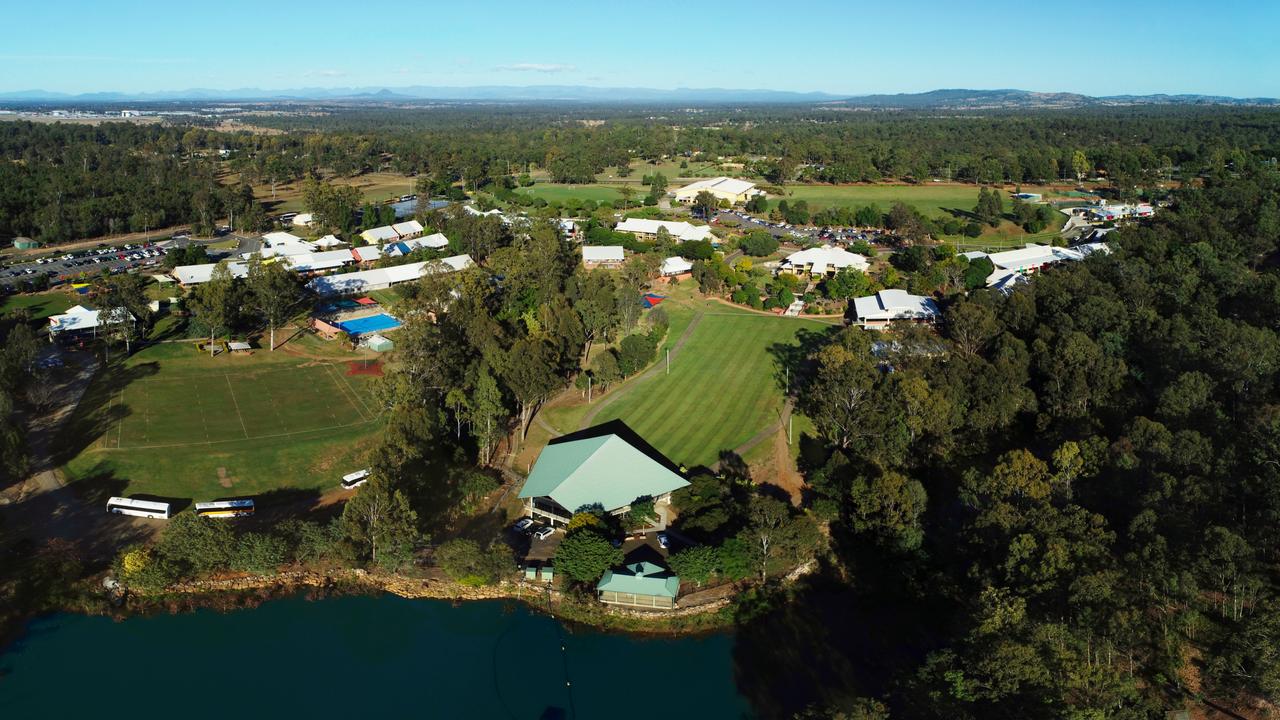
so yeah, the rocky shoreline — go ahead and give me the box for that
[122,567,736,636]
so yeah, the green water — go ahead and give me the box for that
[0,595,751,719]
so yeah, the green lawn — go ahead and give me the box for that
[1,290,75,320]
[514,183,632,204]
[768,184,984,218]
[590,305,835,468]
[61,342,383,499]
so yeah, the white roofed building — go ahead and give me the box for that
[291,213,315,228]
[660,257,693,276]
[286,249,358,273]
[172,262,250,285]
[614,218,714,244]
[672,177,763,205]
[779,245,870,278]
[353,245,383,263]
[314,234,345,248]
[359,226,400,245]
[852,290,940,330]
[48,305,136,339]
[262,231,306,247]
[391,220,424,239]
[982,243,1104,287]
[307,254,474,296]
[582,246,625,269]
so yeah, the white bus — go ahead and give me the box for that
[194,499,255,518]
[341,469,370,490]
[106,497,172,519]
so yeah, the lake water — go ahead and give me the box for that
[0,595,751,719]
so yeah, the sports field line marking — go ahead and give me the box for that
[224,375,250,439]
[96,416,380,451]
[116,389,124,449]
[323,365,361,421]
[327,365,374,422]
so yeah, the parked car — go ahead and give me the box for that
[512,518,535,534]
[657,532,670,549]
[533,526,555,541]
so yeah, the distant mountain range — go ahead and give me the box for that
[824,88,1280,109]
[0,86,1276,108]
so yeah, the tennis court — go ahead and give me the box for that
[337,313,402,336]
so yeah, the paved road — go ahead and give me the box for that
[0,353,157,566]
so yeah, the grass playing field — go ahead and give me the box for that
[514,184,633,204]
[582,297,837,469]
[61,341,383,500]
[1,290,75,320]
[767,184,983,218]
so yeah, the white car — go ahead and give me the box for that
[657,532,670,549]
[533,526,555,541]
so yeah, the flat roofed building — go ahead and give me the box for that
[779,245,870,277]
[597,561,681,610]
[582,246,625,269]
[517,425,689,527]
[852,289,940,330]
[672,176,763,205]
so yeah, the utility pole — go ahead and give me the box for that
[788,415,793,446]
[587,375,592,404]
[666,348,670,375]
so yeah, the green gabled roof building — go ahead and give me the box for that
[597,561,681,609]
[518,426,689,525]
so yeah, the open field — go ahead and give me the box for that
[514,183,633,204]
[539,287,836,469]
[768,184,983,218]
[61,341,383,499]
[1,290,74,320]
[592,309,832,468]
[248,171,416,214]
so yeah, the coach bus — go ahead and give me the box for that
[105,497,172,519]
[194,499,255,518]
[341,469,370,490]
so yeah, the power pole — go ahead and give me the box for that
[587,375,592,404]
[666,348,670,375]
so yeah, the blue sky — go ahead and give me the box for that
[4,0,1279,97]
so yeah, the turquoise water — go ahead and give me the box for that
[338,313,402,335]
[0,595,751,719]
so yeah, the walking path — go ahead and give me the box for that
[0,353,156,565]
[577,310,705,430]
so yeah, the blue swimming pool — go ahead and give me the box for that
[337,313,402,336]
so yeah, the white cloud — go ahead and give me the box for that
[497,62,576,73]
[303,69,347,78]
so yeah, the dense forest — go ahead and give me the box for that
[734,165,1280,718]
[4,105,1280,243]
